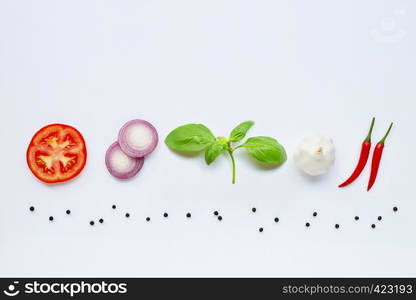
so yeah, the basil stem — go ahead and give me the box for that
[227,142,237,184]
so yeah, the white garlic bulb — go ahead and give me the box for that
[293,134,335,176]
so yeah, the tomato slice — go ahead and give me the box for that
[27,124,87,183]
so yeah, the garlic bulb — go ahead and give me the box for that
[293,134,335,176]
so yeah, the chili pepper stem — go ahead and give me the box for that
[379,122,393,144]
[364,117,376,143]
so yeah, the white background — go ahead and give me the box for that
[0,0,415,277]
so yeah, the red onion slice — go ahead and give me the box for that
[105,142,144,179]
[118,120,158,158]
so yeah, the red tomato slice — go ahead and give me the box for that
[27,124,87,184]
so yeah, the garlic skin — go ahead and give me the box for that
[293,134,335,176]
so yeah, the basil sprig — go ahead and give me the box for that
[165,121,287,184]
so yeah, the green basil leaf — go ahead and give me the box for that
[165,124,216,151]
[229,121,254,142]
[205,142,227,165]
[241,136,287,164]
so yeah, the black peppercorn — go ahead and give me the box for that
[354,216,359,221]
[335,224,340,229]
[214,211,219,216]
[163,213,168,218]
[306,222,310,227]
[66,210,71,215]
[274,218,279,223]
[112,205,116,209]
[30,206,35,212]
[252,207,256,213]
[218,216,222,221]
[146,217,150,222]
[90,221,94,226]
[378,216,382,221]
[99,219,104,224]
[186,213,191,218]
[313,212,317,217]
[259,227,263,232]
[125,213,130,218]
[49,216,54,221]
[371,224,376,229]
[393,207,398,212]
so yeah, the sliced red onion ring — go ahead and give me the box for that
[105,142,144,179]
[118,120,158,158]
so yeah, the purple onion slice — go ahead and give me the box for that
[105,142,144,179]
[118,119,159,158]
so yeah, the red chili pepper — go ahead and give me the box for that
[339,118,375,188]
[367,123,393,191]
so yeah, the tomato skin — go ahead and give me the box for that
[26,124,87,184]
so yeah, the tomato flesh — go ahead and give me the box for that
[27,124,87,183]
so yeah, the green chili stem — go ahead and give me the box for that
[364,117,376,143]
[379,122,393,144]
